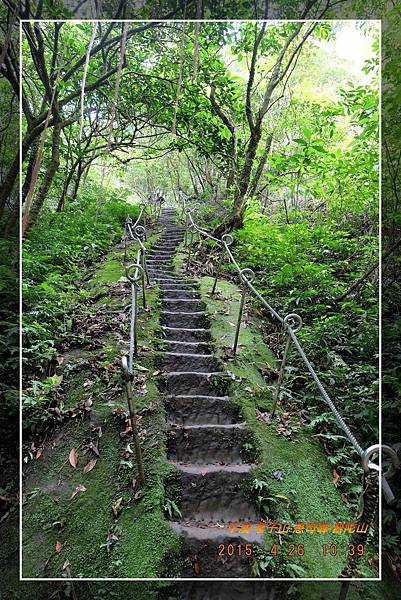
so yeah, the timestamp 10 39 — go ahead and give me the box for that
[217,543,365,558]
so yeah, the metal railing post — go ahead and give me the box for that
[211,257,221,295]
[124,216,132,263]
[131,282,138,363]
[121,357,145,485]
[186,234,192,272]
[233,268,255,356]
[140,255,146,308]
[184,213,188,246]
[271,314,302,418]
[126,263,145,368]
[142,246,150,286]
[135,225,150,290]
[212,234,233,295]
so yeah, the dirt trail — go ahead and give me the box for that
[152,207,262,577]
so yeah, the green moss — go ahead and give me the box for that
[93,258,123,283]
[197,274,374,579]
[22,419,120,578]
[298,579,399,600]
[22,232,181,579]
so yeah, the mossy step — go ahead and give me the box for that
[164,340,213,354]
[162,352,220,373]
[178,582,275,600]
[164,371,228,396]
[157,279,198,286]
[162,298,206,312]
[161,326,212,343]
[161,289,200,298]
[169,521,262,577]
[160,310,210,328]
[175,463,258,522]
[167,423,250,464]
[166,394,237,425]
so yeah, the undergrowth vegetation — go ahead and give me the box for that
[232,207,378,509]
[21,185,138,437]
[22,184,137,379]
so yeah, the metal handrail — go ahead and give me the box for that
[184,209,384,474]
[124,213,151,372]
[120,204,153,485]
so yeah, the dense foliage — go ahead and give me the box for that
[23,185,137,376]
[18,16,380,529]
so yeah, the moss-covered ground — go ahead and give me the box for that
[198,275,374,579]
[21,230,181,579]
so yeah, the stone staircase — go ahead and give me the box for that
[148,207,263,577]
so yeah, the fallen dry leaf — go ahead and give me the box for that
[55,541,63,553]
[193,556,201,575]
[152,370,161,376]
[70,484,87,500]
[134,490,143,500]
[82,459,97,474]
[35,449,42,460]
[69,448,78,468]
[112,497,123,518]
[332,469,341,487]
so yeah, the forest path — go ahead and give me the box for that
[152,207,262,577]
[22,209,354,582]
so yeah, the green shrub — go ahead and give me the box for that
[22,184,138,377]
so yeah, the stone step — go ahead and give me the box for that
[158,281,198,288]
[148,248,173,253]
[169,521,262,577]
[147,255,174,261]
[166,394,237,425]
[162,298,205,312]
[167,423,250,464]
[147,259,173,264]
[161,289,199,298]
[149,269,176,275]
[178,582,275,600]
[162,352,219,373]
[164,340,212,354]
[152,244,180,250]
[173,463,258,522]
[161,310,209,328]
[161,326,211,343]
[165,371,228,396]
[153,239,181,245]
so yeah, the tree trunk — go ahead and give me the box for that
[23,121,62,233]
[22,139,40,201]
[248,132,273,199]
[56,168,73,212]
[0,151,19,220]
[70,160,84,201]
[224,126,262,229]
[3,202,18,238]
